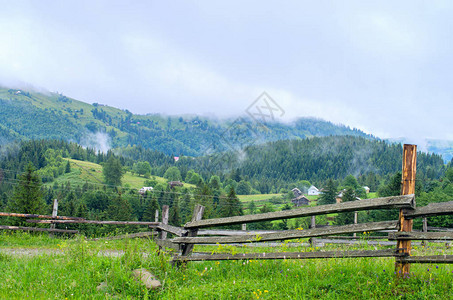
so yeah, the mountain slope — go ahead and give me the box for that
[0,86,371,156]
[176,135,446,192]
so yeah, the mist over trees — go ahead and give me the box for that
[0,135,450,235]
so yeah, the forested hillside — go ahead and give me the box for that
[0,87,371,156]
[0,138,451,234]
[176,136,446,193]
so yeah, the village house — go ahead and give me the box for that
[168,181,183,188]
[291,188,309,207]
[139,186,153,195]
[307,185,320,196]
[336,189,361,203]
[292,195,310,207]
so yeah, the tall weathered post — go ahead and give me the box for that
[422,217,428,247]
[396,144,417,276]
[309,215,316,247]
[181,204,205,257]
[49,199,58,238]
[173,204,205,267]
[160,205,170,240]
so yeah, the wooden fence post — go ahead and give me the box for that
[396,144,417,276]
[155,210,159,223]
[353,211,358,238]
[242,223,247,231]
[310,215,316,247]
[49,199,58,238]
[181,204,205,257]
[156,206,169,255]
[422,217,427,247]
[160,205,169,240]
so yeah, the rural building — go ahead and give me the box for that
[291,188,303,197]
[336,189,361,203]
[291,188,309,207]
[308,185,320,196]
[139,187,153,195]
[363,186,370,193]
[168,181,183,188]
[292,195,310,207]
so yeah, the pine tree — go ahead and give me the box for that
[107,192,132,221]
[7,163,47,224]
[318,179,338,205]
[247,200,257,214]
[197,184,214,219]
[103,156,124,187]
[143,196,160,221]
[76,202,89,233]
[169,198,182,226]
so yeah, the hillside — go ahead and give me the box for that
[177,135,446,192]
[0,86,372,156]
[47,158,195,190]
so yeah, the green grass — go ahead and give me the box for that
[45,159,195,190]
[1,231,453,299]
[237,194,282,202]
[368,192,378,199]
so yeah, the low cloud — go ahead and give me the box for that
[80,132,111,153]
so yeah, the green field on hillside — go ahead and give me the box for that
[237,194,283,202]
[44,159,194,189]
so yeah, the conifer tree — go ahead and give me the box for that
[103,156,124,187]
[318,179,338,205]
[76,202,89,232]
[143,195,160,222]
[247,200,257,215]
[107,192,132,221]
[7,163,47,224]
[219,187,243,218]
[169,198,182,226]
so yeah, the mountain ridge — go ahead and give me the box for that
[0,86,373,156]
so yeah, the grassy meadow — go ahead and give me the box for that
[45,159,195,190]
[237,194,283,202]
[1,231,452,299]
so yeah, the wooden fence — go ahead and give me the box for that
[2,144,453,277]
[150,144,453,276]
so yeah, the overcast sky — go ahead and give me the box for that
[1,1,452,143]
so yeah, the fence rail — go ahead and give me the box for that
[0,225,78,234]
[0,212,83,220]
[403,201,453,219]
[184,194,414,229]
[172,221,398,244]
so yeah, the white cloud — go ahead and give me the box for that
[0,1,452,143]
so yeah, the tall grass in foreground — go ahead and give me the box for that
[0,231,452,299]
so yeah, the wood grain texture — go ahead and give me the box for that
[0,225,78,234]
[389,232,453,241]
[173,221,398,244]
[403,201,453,219]
[184,195,414,229]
